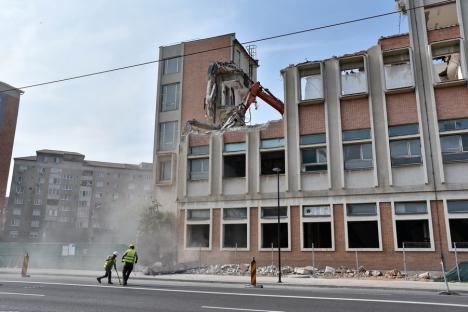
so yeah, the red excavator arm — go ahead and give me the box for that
[242,81,284,115]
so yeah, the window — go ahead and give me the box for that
[347,221,379,249]
[260,207,289,249]
[18,165,28,172]
[15,197,24,205]
[446,200,468,249]
[222,208,248,249]
[159,159,172,181]
[189,158,209,180]
[388,124,419,137]
[301,147,327,172]
[300,133,326,145]
[431,41,464,83]
[299,65,323,100]
[15,186,24,194]
[190,145,209,155]
[342,129,371,141]
[224,142,246,153]
[260,138,284,149]
[96,181,104,188]
[394,201,432,249]
[95,193,103,199]
[261,207,287,218]
[29,232,39,239]
[32,209,41,216]
[224,154,245,178]
[9,231,18,239]
[63,185,73,191]
[340,57,368,95]
[347,203,377,216]
[15,176,23,183]
[260,150,285,175]
[12,208,21,216]
[383,49,414,90]
[186,209,211,249]
[159,121,178,151]
[61,194,71,201]
[161,83,180,111]
[163,57,181,74]
[441,134,468,161]
[439,118,468,132]
[33,199,42,206]
[302,205,333,250]
[10,219,20,226]
[390,139,422,166]
[112,193,119,200]
[343,143,373,170]
[31,220,40,228]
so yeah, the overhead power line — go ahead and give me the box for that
[0,0,451,94]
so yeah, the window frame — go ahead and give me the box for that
[440,133,468,162]
[300,145,327,173]
[300,204,334,251]
[184,208,212,251]
[339,55,369,97]
[163,57,181,75]
[188,156,209,181]
[297,62,324,103]
[159,121,178,151]
[444,199,468,252]
[223,152,246,179]
[344,202,382,251]
[343,142,373,170]
[392,200,434,251]
[389,138,423,166]
[429,39,466,85]
[259,149,286,175]
[220,207,250,251]
[258,206,291,251]
[382,48,415,91]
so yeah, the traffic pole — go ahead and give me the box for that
[21,253,30,278]
[246,257,263,288]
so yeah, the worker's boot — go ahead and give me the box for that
[97,278,101,284]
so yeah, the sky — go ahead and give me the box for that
[0,0,408,192]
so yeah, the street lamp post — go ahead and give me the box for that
[272,167,282,283]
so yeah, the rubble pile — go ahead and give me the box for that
[176,264,435,281]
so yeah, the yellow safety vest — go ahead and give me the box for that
[103,256,115,269]
[123,249,136,264]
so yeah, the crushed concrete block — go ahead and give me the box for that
[324,266,336,274]
[371,270,382,277]
[358,265,366,273]
[418,272,430,279]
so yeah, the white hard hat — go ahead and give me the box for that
[113,251,118,256]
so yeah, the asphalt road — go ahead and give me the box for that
[0,274,468,312]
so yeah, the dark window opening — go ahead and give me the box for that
[261,151,285,175]
[262,223,288,248]
[303,222,332,249]
[347,221,379,249]
[223,224,247,248]
[224,154,246,178]
[261,207,287,218]
[449,219,468,248]
[186,224,209,248]
[396,220,431,248]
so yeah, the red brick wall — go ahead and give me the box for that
[379,35,410,51]
[427,25,460,43]
[189,134,210,147]
[386,92,419,126]
[435,86,468,120]
[181,35,232,127]
[0,93,20,222]
[299,104,325,135]
[177,201,468,270]
[340,98,370,130]
[223,131,246,143]
[260,120,284,139]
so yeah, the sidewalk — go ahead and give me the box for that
[1,268,467,293]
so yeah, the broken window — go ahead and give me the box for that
[425,2,459,30]
[189,158,209,180]
[222,208,248,249]
[301,147,327,172]
[163,57,181,75]
[161,83,180,111]
[261,223,288,248]
[299,64,323,100]
[440,134,468,161]
[224,142,246,152]
[383,49,414,90]
[343,143,373,170]
[396,220,431,248]
[303,222,332,249]
[431,41,464,83]
[159,159,172,182]
[224,154,246,178]
[303,205,331,217]
[347,221,379,249]
[260,138,284,149]
[439,118,468,132]
[447,200,468,248]
[186,224,210,248]
[261,207,287,218]
[260,150,285,175]
[159,121,178,151]
[187,209,210,221]
[390,139,422,166]
[340,57,368,95]
[342,129,371,141]
[388,123,419,137]
[300,133,326,145]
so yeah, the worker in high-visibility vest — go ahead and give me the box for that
[121,244,138,286]
[97,251,118,284]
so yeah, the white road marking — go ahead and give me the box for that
[2,280,468,308]
[202,306,285,312]
[0,291,44,297]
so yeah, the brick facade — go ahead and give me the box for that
[435,85,468,120]
[386,92,419,126]
[260,120,284,139]
[189,134,210,147]
[340,98,370,130]
[379,34,410,51]
[427,25,460,44]
[299,104,326,135]
[223,131,246,143]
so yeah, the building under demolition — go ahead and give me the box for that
[153,0,468,270]
[4,150,153,243]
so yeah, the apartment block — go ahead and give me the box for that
[4,150,152,243]
[154,1,468,270]
[0,82,22,230]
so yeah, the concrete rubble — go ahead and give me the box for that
[145,264,438,281]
